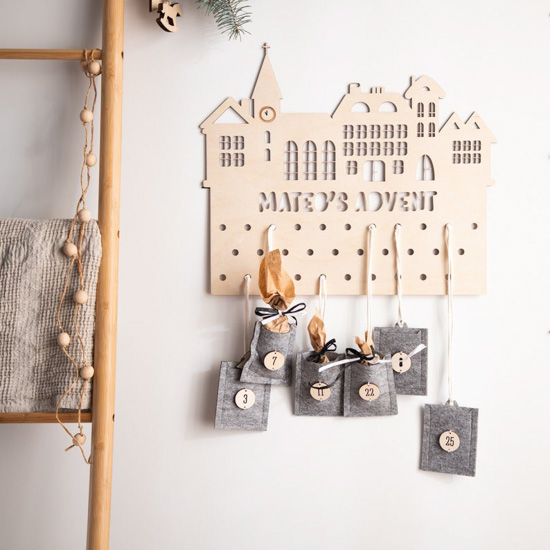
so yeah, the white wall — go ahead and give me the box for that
[1,1,549,549]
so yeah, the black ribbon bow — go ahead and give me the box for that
[344,346,381,363]
[307,338,337,363]
[255,302,307,324]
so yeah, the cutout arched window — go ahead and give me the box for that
[351,102,370,113]
[378,102,397,112]
[284,141,298,180]
[417,122,424,137]
[428,123,436,137]
[265,149,271,161]
[417,103,424,117]
[417,155,434,180]
[322,141,335,180]
[264,131,271,144]
[303,141,317,180]
[429,102,436,117]
[364,160,385,182]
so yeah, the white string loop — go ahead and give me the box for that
[319,274,327,322]
[243,274,251,355]
[366,224,376,334]
[267,224,276,252]
[445,224,455,405]
[394,224,405,327]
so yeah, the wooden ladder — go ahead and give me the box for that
[0,0,124,548]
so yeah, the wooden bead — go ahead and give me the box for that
[80,365,95,380]
[57,332,71,347]
[86,153,97,167]
[88,61,101,75]
[78,208,92,223]
[73,290,88,304]
[63,242,78,257]
[73,433,86,446]
[80,109,93,123]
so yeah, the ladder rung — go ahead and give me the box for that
[0,49,102,61]
[0,411,92,423]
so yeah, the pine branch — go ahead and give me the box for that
[196,0,252,40]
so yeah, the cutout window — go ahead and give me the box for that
[364,160,385,182]
[417,154,434,180]
[371,142,380,156]
[383,125,394,139]
[463,153,471,164]
[352,102,370,113]
[303,140,317,180]
[265,149,271,161]
[379,101,397,112]
[344,142,354,156]
[393,160,404,175]
[397,142,407,156]
[429,102,436,117]
[417,103,424,117]
[397,124,407,138]
[233,153,244,167]
[347,161,358,175]
[357,142,367,156]
[417,122,424,137]
[284,141,298,180]
[473,140,481,151]
[453,153,461,164]
[220,153,231,167]
[453,140,461,151]
[356,125,367,139]
[463,140,471,151]
[220,136,231,150]
[264,131,271,144]
[322,141,336,180]
[233,136,244,150]
[473,153,481,164]
[383,142,394,156]
[343,125,354,139]
[428,122,436,137]
[370,125,380,139]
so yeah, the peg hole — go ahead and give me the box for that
[319,224,326,231]
[219,274,227,281]
[282,249,289,256]
[345,224,351,230]
[420,223,427,230]
[295,224,301,231]
[244,224,251,231]
[420,274,427,281]
[458,248,465,255]
[407,249,414,255]
[345,274,352,281]
[382,249,389,256]
[257,249,264,256]
[371,274,377,281]
[232,249,239,256]
[219,224,226,231]
[307,249,314,256]
[332,249,339,256]
[357,249,364,256]
[295,274,302,281]
[472,223,478,230]
[433,248,439,255]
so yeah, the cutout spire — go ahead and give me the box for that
[251,43,283,117]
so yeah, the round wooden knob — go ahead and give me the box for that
[85,153,97,167]
[88,61,101,75]
[80,365,95,380]
[73,290,88,304]
[78,208,92,223]
[57,332,71,347]
[73,433,86,446]
[63,242,78,257]
[80,109,93,123]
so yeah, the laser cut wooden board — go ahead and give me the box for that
[200,44,495,296]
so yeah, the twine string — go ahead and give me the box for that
[394,224,405,327]
[243,274,251,355]
[366,224,376,335]
[445,224,455,405]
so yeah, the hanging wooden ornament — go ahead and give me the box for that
[420,225,479,476]
[374,224,428,395]
[240,225,306,386]
[214,275,272,431]
[200,44,496,296]
[155,1,182,33]
[294,275,345,417]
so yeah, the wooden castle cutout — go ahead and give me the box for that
[201,44,496,296]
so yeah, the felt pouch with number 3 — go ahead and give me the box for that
[240,249,305,386]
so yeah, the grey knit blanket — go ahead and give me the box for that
[0,218,101,412]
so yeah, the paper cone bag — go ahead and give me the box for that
[307,309,329,364]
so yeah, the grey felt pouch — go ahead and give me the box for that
[374,323,428,396]
[343,359,398,417]
[240,321,295,386]
[294,351,344,416]
[420,403,479,477]
[214,361,271,431]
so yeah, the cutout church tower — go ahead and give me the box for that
[201,45,496,296]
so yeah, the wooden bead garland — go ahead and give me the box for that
[55,49,101,465]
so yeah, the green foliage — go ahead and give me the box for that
[196,0,252,40]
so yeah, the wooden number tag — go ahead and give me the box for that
[392,351,411,374]
[439,430,460,452]
[235,388,256,410]
[264,350,285,370]
[310,382,331,402]
[359,383,380,402]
